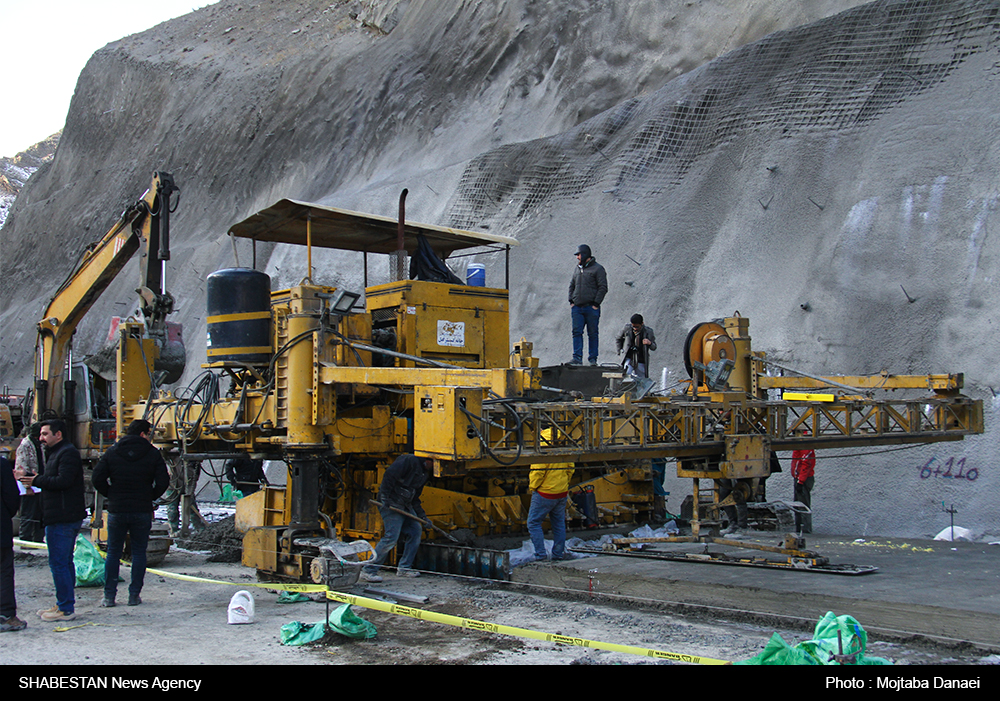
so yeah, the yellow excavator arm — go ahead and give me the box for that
[31,171,179,426]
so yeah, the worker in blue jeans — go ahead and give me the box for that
[527,435,575,560]
[363,508,423,583]
[15,419,87,623]
[361,455,433,582]
[569,244,608,365]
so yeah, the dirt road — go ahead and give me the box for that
[1,543,995,670]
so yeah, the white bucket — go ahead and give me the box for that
[227,590,255,624]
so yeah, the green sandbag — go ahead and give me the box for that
[280,620,328,646]
[737,611,892,665]
[328,603,377,639]
[74,534,106,587]
[280,604,377,645]
[276,591,311,604]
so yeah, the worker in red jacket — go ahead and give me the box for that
[790,435,815,534]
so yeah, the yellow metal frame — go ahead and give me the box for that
[111,199,983,583]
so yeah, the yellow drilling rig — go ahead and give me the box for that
[26,173,984,584]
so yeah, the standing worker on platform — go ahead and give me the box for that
[569,244,608,366]
[92,419,170,607]
[616,313,657,378]
[361,454,433,583]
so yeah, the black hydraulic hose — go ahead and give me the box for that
[326,326,366,367]
[461,401,523,466]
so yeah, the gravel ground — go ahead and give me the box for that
[3,535,997,670]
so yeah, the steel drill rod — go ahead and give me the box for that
[760,358,869,396]
[371,499,460,543]
[348,341,462,369]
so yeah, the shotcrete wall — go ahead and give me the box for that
[442,0,1000,540]
[1,0,997,539]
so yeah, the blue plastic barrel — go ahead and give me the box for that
[467,263,485,287]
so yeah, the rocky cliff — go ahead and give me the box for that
[0,133,59,230]
[2,0,997,538]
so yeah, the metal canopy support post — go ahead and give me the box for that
[394,189,408,282]
[306,212,313,282]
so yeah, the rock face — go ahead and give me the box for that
[0,133,59,229]
[2,0,998,539]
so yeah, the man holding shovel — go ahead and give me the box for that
[361,454,434,582]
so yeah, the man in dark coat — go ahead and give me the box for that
[15,419,87,622]
[92,419,170,607]
[1,456,26,632]
[361,454,433,583]
[616,313,657,378]
[569,244,609,366]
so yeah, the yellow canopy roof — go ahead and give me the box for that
[228,198,516,258]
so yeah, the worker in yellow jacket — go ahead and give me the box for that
[527,448,575,561]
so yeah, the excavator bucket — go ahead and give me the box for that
[86,317,186,385]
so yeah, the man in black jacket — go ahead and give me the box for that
[569,244,609,366]
[15,419,87,622]
[361,454,433,583]
[1,456,26,632]
[92,419,170,607]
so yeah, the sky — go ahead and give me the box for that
[0,0,217,158]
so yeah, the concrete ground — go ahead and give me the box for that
[513,533,1000,649]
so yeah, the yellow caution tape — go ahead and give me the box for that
[142,568,328,593]
[54,622,103,633]
[324,589,731,665]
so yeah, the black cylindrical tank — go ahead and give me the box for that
[206,268,272,365]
